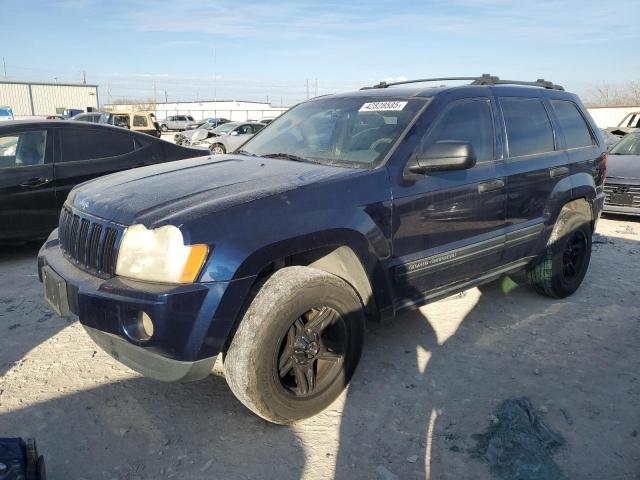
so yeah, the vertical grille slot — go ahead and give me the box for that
[77,219,91,264]
[70,215,80,257]
[87,224,102,270]
[102,228,118,275]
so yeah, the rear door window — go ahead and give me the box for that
[419,98,495,162]
[551,100,595,149]
[501,98,555,157]
[59,129,135,162]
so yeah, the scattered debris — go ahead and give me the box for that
[471,398,566,480]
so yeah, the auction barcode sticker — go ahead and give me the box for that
[359,101,408,112]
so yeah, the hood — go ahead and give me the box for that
[606,154,640,182]
[180,128,211,143]
[70,154,358,226]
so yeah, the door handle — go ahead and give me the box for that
[549,166,569,178]
[478,179,504,193]
[20,177,52,188]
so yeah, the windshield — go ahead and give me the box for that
[213,122,239,134]
[0,108,12,117]
[610,133,640,156]
[99,113,111,124]
[240,96,427,167]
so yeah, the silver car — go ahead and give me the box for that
[159,115,197,132]
[208,122,266,154]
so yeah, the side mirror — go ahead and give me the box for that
[230,131,239,136]
[409,141,477,174]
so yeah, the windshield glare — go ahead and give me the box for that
[610,134,640,156]
[241,97,427,167]
[214,122,238,134]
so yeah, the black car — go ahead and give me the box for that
[604,132,640,215]
[39,75,606,424]
[0,120,205,241]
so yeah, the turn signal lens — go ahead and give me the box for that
[179,244,209,283]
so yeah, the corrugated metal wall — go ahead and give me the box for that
[0,83,32,115]
[0,82,98,116]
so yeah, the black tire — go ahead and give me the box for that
[210,143,226,155]
[224,266,365,424]
[528,209,592,298]
[24,438,38,480]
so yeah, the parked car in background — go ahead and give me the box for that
[603,132,640,215]
[72,112,102,123]
[208,122,266,154]
[259,117,277,124]
[38,75,606,424]
[99,111,161,137]
[174,121,218,146]
[185,117,230,130]
[0,120,205,241]
[600,128,621,150]
[159,115,197,132]
[45,115,65,120]
[0,106,14,122]
[606,111,640,137]
[63,108,84,119]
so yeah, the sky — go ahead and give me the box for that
[2,0,639,106]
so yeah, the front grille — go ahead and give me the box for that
[604,183,640,207]
[58,207,123,276]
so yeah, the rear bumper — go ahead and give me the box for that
[38,230,255,380]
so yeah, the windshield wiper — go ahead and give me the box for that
[261,152,312,163]
[236,149,257,157]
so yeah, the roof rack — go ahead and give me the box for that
[361,74,564,91]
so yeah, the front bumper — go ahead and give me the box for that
[38,231,255,381]
[603,203,640,216]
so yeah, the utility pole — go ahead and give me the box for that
[306,79,310,100]
[82,70,86,84]
[2,57,6,79]
[107,85,112,105]
[164,90,168,103]
[153,81,157,105]
[213,48,217,118]
[315,78,318,97]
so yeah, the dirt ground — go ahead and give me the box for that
[0,215,639,479]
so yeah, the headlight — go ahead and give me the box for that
[115,224,208,284]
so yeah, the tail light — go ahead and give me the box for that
[600,151,608,181]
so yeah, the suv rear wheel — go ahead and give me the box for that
[224,266,365,424]
[528,209,592,298]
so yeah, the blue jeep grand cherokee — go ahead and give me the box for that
[39,75,607,424]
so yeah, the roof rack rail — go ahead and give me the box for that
[361,74,564,91]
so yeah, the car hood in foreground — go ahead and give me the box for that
[606,154,640,183]
[69,154,359,226]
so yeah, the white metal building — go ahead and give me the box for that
[0,80,99,117]
[105,100,288,122]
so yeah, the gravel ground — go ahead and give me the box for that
[0,215,639,479]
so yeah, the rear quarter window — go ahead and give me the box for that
[133,115,148,127]
[60,128,135,162]
[501,98,555,158]
[551,100,595,149]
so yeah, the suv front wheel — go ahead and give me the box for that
[528,209,592,298]
[224,266,365,424]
